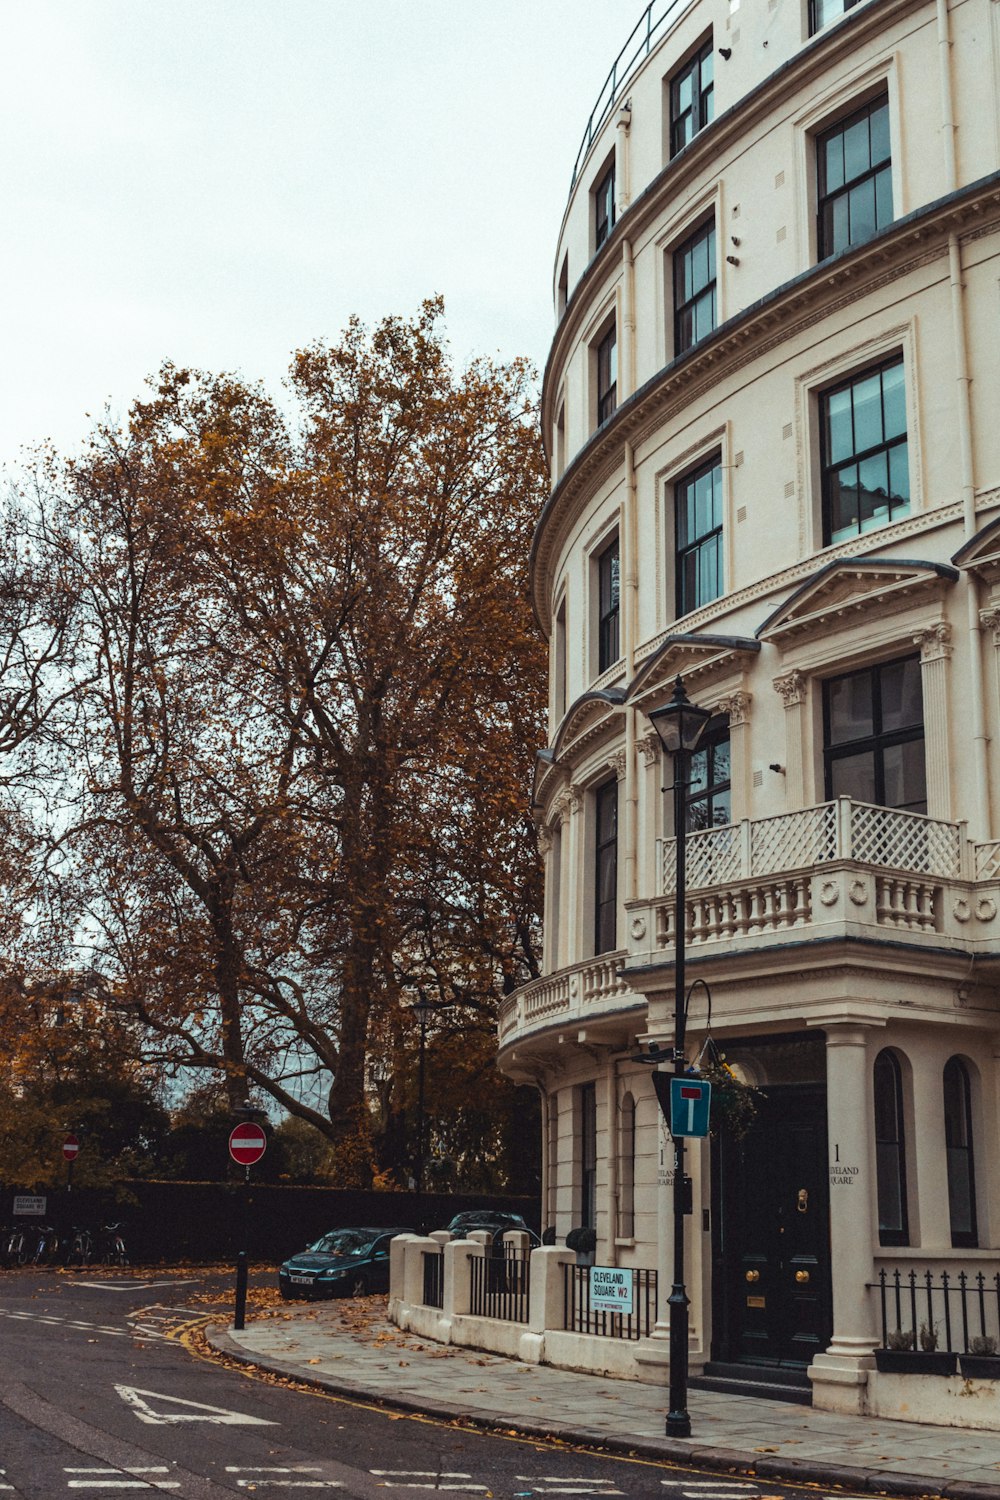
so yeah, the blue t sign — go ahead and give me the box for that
[669,1076,712,1138]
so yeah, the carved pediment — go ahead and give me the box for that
[952,516,1000,588]
[756,558,958,647]
[628,632,759,706]
[551,688,626,762]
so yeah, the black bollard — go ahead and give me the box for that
[234,1249,248,1331]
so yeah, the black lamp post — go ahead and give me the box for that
[645,674,712,1440]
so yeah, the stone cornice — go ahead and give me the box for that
[532,173,1000,635]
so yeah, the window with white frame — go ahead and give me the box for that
[820,355,909,545]
[597,322,618,426]
[810,0,867,35]
[669,39,713,158]
[874,1049,909,1246]
[674,218,717,355]
[817,95,892,260]
[597,536,620,674]
[944,1057,978,1248]
[675,454,723,617]
[594,159,615,252]
[594,777,618,955]
[822,654,926,813]
[579,1081,597,1228]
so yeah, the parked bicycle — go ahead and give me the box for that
[29,1224,61,1264]
[64,1225,94,1267]
[4,1225,29,1265]
[97,1223,128,1266]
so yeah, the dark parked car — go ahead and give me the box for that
[278,1226,412,1300]
[443,1211,540,1246]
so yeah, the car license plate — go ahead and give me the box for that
[290,1275,313,1284]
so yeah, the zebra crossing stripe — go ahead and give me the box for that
[225,1471,343,1490]
[370,1478,487,1493]
[515,1483,624,1496]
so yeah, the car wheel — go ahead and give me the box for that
[348,1273,368,1298]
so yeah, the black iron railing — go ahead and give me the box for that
[422,1249,444,1309]
[570,0,692,192]
[563,1264,657,1340]
[469,1250,530,1323]
[871,1267,1000,1352]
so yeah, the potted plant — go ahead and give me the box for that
[565,1225,597,1267]
[695,1044,762,1141]
[959,1335,1000,1380]
[875,1323,957,1375]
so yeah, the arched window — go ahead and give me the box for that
[620,1093,636,1239]
[944,1057,978,1248]
[874,1050,908,1246]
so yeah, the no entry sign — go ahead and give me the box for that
[228,1122,267,1167]
[62,1133,80,1161]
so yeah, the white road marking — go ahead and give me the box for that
[115,1385,277,1426]
[515,1483,624,1496]
[370,1475,487,1492]
[660,1487,758,1496]
[76,1281,195,1291]
[65,1468,180,1491]
[0,1468,11,1492]
[0,1309,129,1337]
[226,1479,342,1491]
[225,1469,343,1489]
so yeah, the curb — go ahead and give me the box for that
[204,1327,1000,1500]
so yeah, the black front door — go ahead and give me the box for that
[712,1085,831,1367]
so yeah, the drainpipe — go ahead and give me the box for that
[622,238,637,403]
[949,232,991,833]
[936,0,957,193]
[616,102,632,214]
[606,1054,619,1266]
[624,440,640,903]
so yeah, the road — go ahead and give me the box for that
[0,1268,900,1499]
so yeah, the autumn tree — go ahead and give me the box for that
[0,970,169,1188]
[43,301,547,1185]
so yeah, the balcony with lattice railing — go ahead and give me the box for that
[628,796,1000,961]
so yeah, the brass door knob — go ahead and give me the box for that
[745,1269,760,1282]
[795,1269,810,1283]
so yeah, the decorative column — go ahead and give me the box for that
[718,690,752,819]
[773,670,807,807]
[914,621,953,821]
[980,607,1000,834]
[607,750,628,947]
[555,787,579,970]
[638,731,660,896]
[809,1021,879,1415]
[538,824,556,973]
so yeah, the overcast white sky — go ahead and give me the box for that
[0,1,641,468]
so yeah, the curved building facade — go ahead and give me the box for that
[500,0,1000,1416]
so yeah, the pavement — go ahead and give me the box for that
[208,1299,1000,1500]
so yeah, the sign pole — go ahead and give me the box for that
[228,1121,267,1333]
[668,739,692,1440]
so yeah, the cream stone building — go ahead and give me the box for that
[498,0,1000,1422]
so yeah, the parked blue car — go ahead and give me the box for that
[278,1226,413,1300]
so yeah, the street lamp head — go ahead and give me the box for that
[410,999,439,1023]
[645,675,712,755]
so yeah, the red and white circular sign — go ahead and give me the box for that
[62,1133,80,1161]
[228,1122,267,1167]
